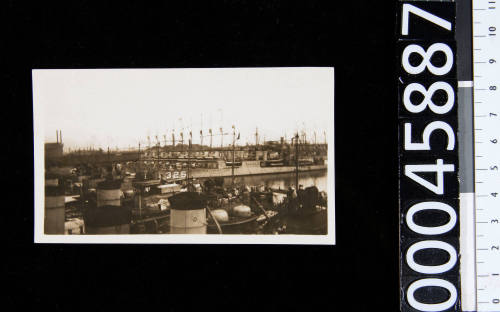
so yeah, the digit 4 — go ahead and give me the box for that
[405,159,455,195]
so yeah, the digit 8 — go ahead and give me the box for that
[402,43,453,76]
[403,81,455,114]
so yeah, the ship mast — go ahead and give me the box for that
[200,129,203,149]
[255,127,259,149]
[200,113,203,148]
[231,125,236,187]
[209,129,213,149]
[219,109,223,148]
[156,135,160,168]
[138,142,141,165]
[187,131,192,188]
[180,131,184,152]
[295,133,299,190]
[172,130,175,149]
[220,127,223,148]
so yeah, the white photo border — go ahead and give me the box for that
[33,67,335,245]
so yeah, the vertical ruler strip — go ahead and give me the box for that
[398,1,461,311]
[473,0,500,310]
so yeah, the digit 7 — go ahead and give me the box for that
[401,3,452,35]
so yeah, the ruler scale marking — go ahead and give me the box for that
[473,1,500,310]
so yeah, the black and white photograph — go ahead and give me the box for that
[33,67,335,244]
[10,0,487,310]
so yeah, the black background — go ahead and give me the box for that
[4,1,399,311]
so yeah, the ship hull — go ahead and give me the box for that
[158,160,326,181]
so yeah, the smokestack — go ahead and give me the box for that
[59,130,62,144]
[56,130,59,143]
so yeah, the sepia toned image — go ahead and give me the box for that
[33,67,335,244]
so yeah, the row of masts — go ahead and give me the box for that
[139,127,326,150]
[55,121,326,153]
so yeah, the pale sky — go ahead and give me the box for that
[33,67,334,151]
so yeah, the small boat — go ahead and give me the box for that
[206,201,278,234]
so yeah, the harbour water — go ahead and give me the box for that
[221,170,327,192]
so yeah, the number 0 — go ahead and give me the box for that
[407,278,457,311]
